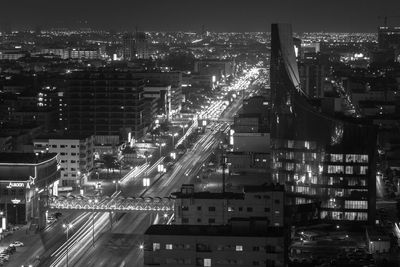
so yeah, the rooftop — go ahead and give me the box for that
[171,191,244,200]
[145,224,284,237]
[0,153,58,164]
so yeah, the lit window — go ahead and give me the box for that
[360,166,368,175]
[345,166,353,174]
[204,258,212,267]
[166,244,173,250]
[153,243,160,251]
[236,245,243,251]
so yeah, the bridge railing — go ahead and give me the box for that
[48,195,174,212]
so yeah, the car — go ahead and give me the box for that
[10,241,24,247]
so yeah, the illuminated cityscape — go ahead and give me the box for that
[1,1,400,267]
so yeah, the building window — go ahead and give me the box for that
[51,145,57,148]
[330,154,343,162]
[166,244,173,250]
[360,166,368,175]
[182,206,189,211]
[247,207,253,212]
[253,246,260,251]
[236,245,243,251]
[274,199,280,204]
[253,261,260,266]
[208,218,215,224]
[197,218,202,223]
[208,207,216,212]
[71,145,77,148]
[182,218,189,224]
[153,243,160,251]
[345,166,353,175]
[328,165,344,174]
[264,208,270,212]
[197,206,202,211]
[204,258,212,267]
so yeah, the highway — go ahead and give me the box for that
[10,69,260,267]
[58,70,257,267]
[69,126,223,267]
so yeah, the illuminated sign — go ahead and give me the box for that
[11,199,21,204]
[7,182,25,188]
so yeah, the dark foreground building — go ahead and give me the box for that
[270,24,378,224]
[0,153,59,228]
[66,71,146,141]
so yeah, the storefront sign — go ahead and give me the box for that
[7,182,25,188]
[11,199,21,204]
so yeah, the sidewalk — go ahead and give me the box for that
[0,224,43,266]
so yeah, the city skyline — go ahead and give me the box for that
[1,0,400,32]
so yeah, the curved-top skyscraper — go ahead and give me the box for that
[270,23,377,224]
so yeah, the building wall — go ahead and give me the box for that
[144,233,284,267]
[173,191,284,226]
[66,72,146,140]
[33,137,94,188]
[233,133,270,153]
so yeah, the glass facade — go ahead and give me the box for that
[270,24,377,223]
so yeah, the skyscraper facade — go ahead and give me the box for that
[270,24,377,224]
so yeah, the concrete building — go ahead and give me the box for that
[143,84,172,120]
[66,71,146,141]
[172,184,284,226]
[144,219,286,267]
[33,135,94,190]
[270,23,377,224]
[131,71,182,114]
[0,153,60,228]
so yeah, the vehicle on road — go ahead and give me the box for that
[10,241,24,247]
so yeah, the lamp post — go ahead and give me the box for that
[88,199,98,247]
[157,143,166,158]
[170,132,178,147]
[112,180,120,193]
[180,124,188,135]
[62,222,73,267]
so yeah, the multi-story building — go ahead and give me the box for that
[143,84,172,120]
[66,71,146,141]
[33,135,94,190]
[132,71,182,114]
[378,26,400,62]
[172,184,284,226]
[194,59,235,82]
[122,33,136,61]
[144,219,286,267]
[270,23,377,224]
[122,32,149,60]
[0,153,60,228]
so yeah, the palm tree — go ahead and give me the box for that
[102,154,117,178]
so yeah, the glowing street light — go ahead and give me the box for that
[62,222,73,267]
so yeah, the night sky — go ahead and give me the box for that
[2,0,400,32]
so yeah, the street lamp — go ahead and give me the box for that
[62,222,73,267]
[157,143,166,158]
[112,180,120,193]
[180,124,188,135]
[170,132,178,147]
[88,199,98,247]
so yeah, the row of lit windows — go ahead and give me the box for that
[153,243,275,253]
[344,200,368,209]
[320,211,368,221]
[329,154,368,163]
[327,165,368,175]
[181,204,280,212]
